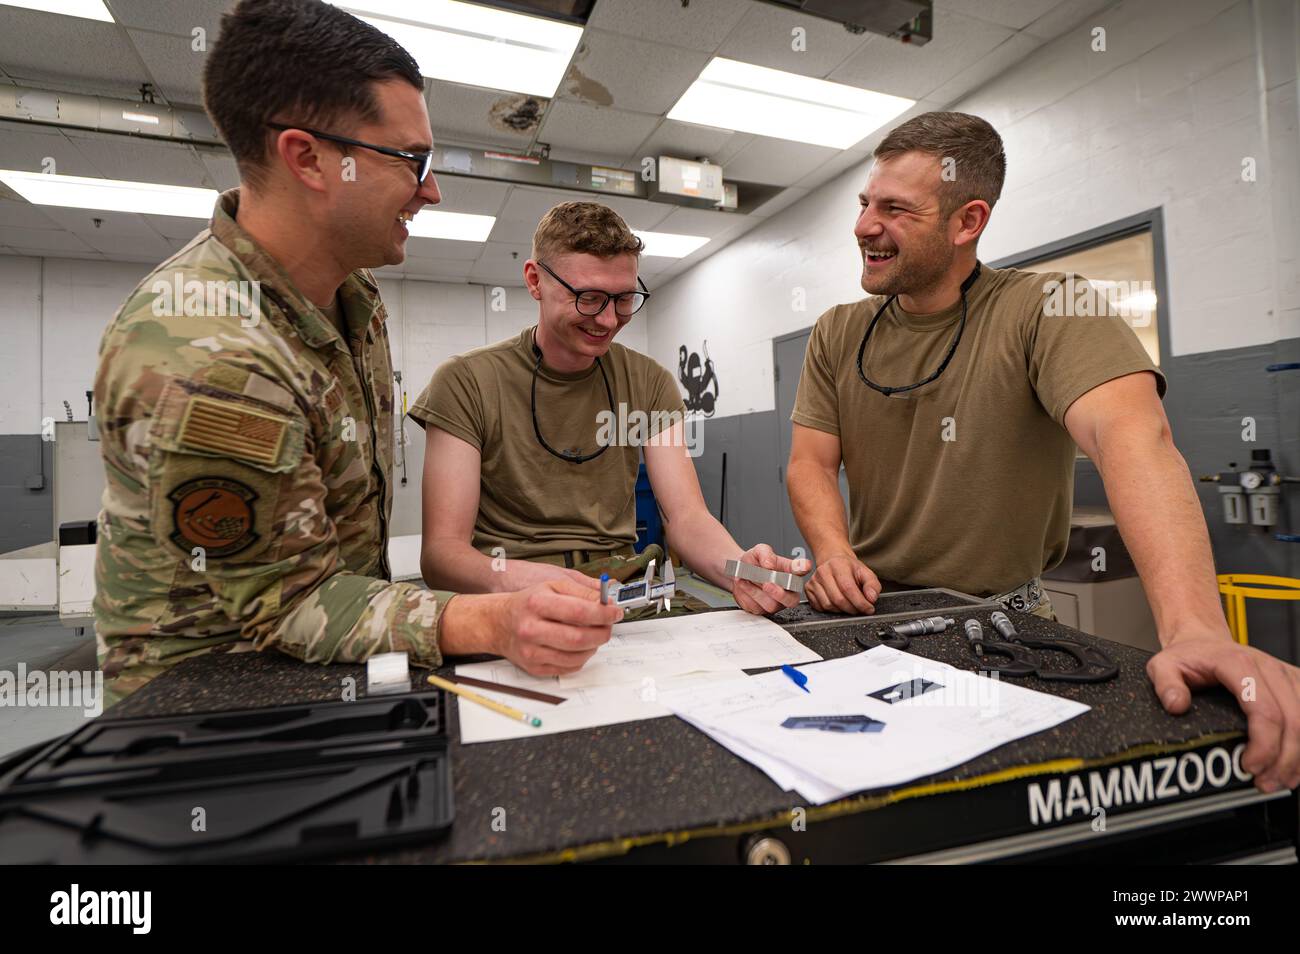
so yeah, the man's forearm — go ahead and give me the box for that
[423,538,575,594]
[424,538,547,593]
[664,506,744,590]
[422,537,502,592]
[787,458,855,562]
[1095,422,1230,642]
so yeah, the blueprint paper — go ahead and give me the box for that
[657,647,1090,803]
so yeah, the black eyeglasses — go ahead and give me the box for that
[266,122,434,185]
[537,261,650,317]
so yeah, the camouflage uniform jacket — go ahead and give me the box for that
[93,189,453,699]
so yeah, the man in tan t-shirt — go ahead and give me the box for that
[789,111,1299,794]
[411,201,808,617]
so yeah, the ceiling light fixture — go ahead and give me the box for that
[334,1,583,97]
[668,57,914,149]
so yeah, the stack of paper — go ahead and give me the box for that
[656,646,1090,804]
[455,610,822,743]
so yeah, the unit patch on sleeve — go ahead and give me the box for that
[168,477,260,557]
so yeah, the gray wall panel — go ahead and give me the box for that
[0,435,54,555]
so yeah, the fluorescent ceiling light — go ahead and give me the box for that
[334,1,582,98]
[668,58,915,150]
[634,230,709,259]
[407,209,495,242]
[0,170,216,218]
[0,0,113,21]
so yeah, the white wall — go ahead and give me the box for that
[0,257,648,439]
[645,0,1300,417]
[0,254,650,537]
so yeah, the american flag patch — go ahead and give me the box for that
[177,396,288,466]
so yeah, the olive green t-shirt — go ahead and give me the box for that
[409,327,686,559]
[792,264,1165,597]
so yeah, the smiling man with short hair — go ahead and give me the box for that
[787,110,1300,793]
[412,201,807,616]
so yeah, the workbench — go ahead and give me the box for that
[100,591,1297,864]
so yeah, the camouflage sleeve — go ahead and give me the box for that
[142,360,454,668]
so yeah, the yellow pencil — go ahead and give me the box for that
[427,674,542,728]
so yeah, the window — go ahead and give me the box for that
[1013,230,1160,366]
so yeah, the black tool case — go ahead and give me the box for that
[0,690,454,863]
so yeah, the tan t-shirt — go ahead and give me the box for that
[409,327,686,559]
[792,264,1165,597]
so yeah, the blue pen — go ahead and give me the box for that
[600,572,611,605]
[781,664,810,693]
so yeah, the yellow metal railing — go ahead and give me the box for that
[1216,574,1300,645]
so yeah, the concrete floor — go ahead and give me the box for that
[0,612,99,760]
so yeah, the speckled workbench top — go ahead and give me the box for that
[108,596,1248,863]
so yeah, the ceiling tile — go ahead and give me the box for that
[37,206,157,239]
[0,197,61,229]
[469,240,531,285]
[491,185,591,235]
[591,194,676,231]
[0,9,145,96]
[105,0,225,40]
[0,124,100,177]
[793,148,872,192]
[652,205,746,238]
[404,236,485,262]
[544,144,639,170]
[717,3,871,77]
[0,225,97,254]
[490,184,673,239]
[1019,0,1116,39]
[401,259,475,282]
[140,212,209,241]
[427,81,544,150]
[432,176,512,217]
[586,0,753,53]
[557,29,709,115]
[633,120,740,167]
[713,131,757,165]
[538,100,660,161]
[828,8,1015,100]
[723,137,839,187]
[937,0,1062,31]
[81,229,173,258]
[198,151,239,190]
[127,29,206,106]
[64,131,210,186]
[468,262,526,286]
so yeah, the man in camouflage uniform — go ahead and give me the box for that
[95,194,445,699]
[94,0,620,703]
